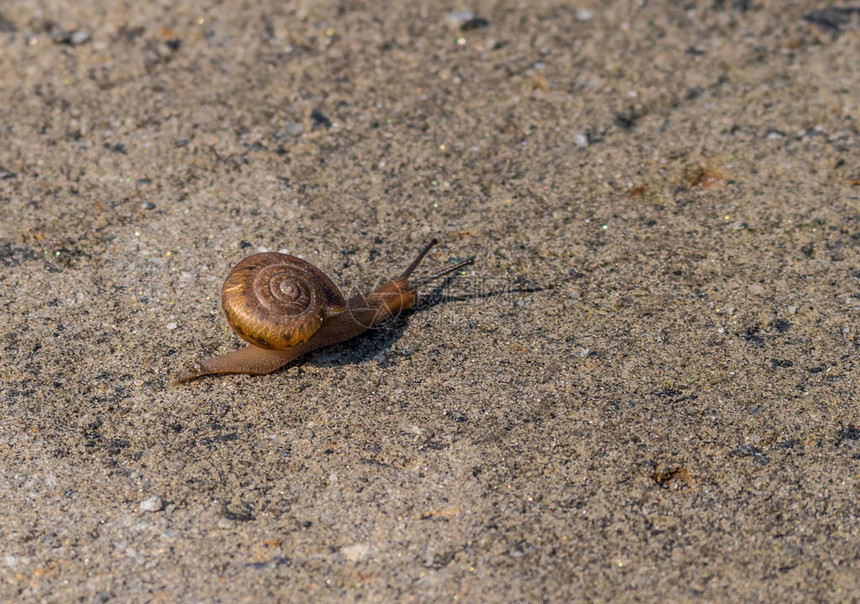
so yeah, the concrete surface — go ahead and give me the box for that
[0,0,858,601]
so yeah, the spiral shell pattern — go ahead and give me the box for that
[221,253,347,350]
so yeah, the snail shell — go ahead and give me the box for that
[221,252,347,350]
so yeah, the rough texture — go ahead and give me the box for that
[1,1,858,601]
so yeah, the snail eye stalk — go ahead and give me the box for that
[398,238,439,280]
[409,259,474,288]
[398,239,473,287]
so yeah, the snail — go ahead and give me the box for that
[172,239,473,383]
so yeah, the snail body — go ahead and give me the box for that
[172,239,472,383]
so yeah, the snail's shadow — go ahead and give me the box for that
[290,278,545,371]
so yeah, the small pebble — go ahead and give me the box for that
[573,133,588,147]
[139,496,164,512]
[461,16,490,31]
[70,30,90,45]
[165,322,177,330]
[445,11,474,29]
[341,543,370,561]
[50,26,90,45]
[576,9,594,21]
[284,121,304,136]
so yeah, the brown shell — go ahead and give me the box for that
[221,252,347,350]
